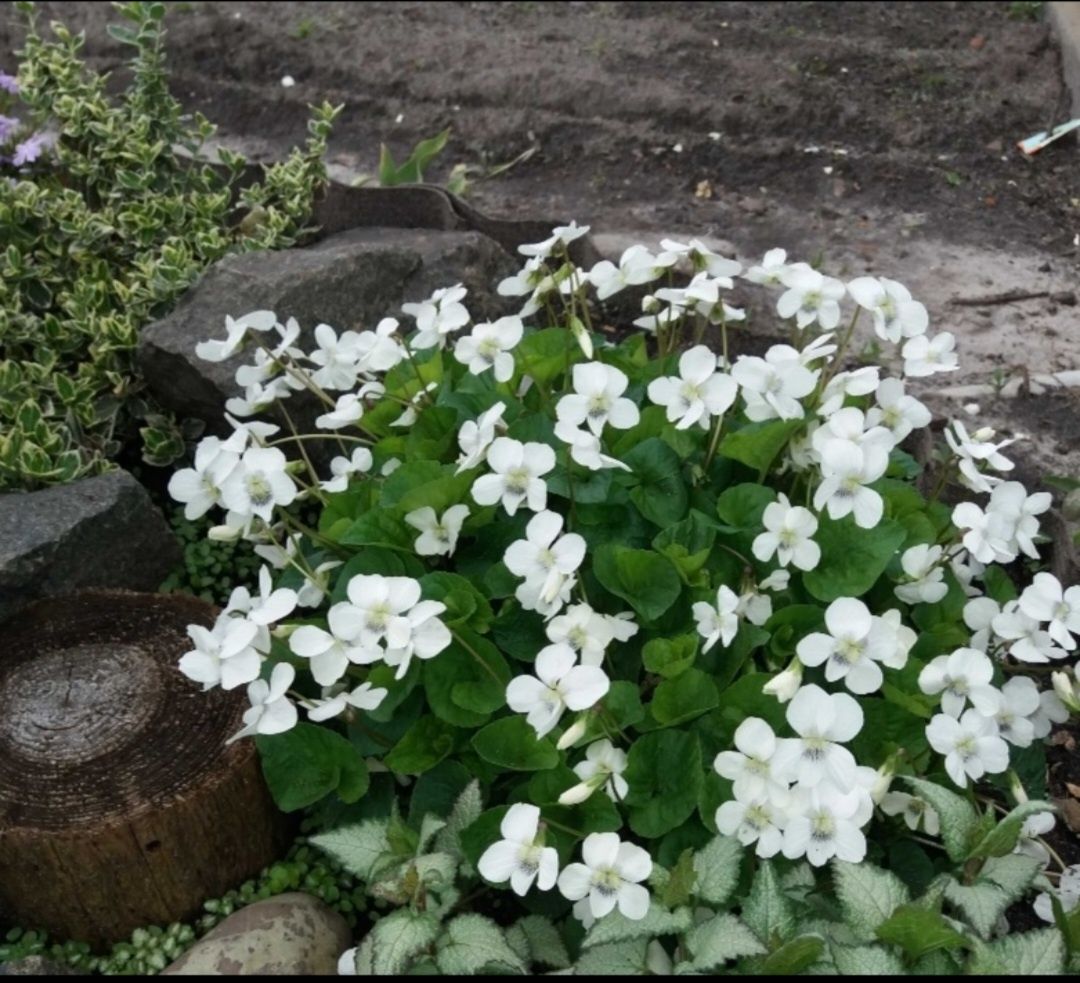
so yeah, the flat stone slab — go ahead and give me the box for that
[137,227,516,425]
[0,471,180,624]
[161,892,351,976]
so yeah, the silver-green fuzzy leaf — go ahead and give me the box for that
[506,914,571,970]
[830,942,908,975]
[692,834,743,906]
[902,778,979,863]
[833,860,911,940]
[435,914,527,975]
[310,820,396,882]
[573,940,651,976]
[434,780,483,873]
[969,927,1065,975]
[742,861,796,945]
[369,909,441,975]
[583,903,693,948]
[681,914,767,971]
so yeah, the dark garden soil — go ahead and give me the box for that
[1,0,1079,926]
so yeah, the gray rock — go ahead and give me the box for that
[0,471,180,624]
[137,227,516,425]
[0,956,86,975]
[161,893,351,976]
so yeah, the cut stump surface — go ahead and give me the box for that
[0,591,291,946]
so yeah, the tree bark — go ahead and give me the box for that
[0,591,293,947]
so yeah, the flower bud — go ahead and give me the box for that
[870,761,894,804]
[557,716,589,750]
[208,524,241,542]
[1052,671,1080,713]
[1008,769,1029,805]
[558,781,595,806]
[763,659,803,703]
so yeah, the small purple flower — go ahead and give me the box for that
[0,115,19,144]
[0,72,18,95]
[12,131,48,167]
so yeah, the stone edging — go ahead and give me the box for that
[1048,2,1080,117]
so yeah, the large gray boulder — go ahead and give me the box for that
[161,893,351,976]
[0,471,180,624]
[137,227,517,425]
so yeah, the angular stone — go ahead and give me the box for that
[161,893,351,976]
[0,471,180,624]
[137,227,516,425]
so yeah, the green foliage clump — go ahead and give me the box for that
[159,506,262,605]
[0,839,366,975]
[0,0,339,490]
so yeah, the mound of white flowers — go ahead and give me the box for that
[168,224,1078,927]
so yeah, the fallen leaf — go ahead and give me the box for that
[969,35,986,51]
[695,179,713,199]
[1054,796,1080,834]
[1066,782,1080,798]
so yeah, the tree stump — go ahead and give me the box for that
[0,591,293,947]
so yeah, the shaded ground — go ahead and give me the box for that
[3,1,1078,476]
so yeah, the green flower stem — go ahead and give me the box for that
[278,401,329,504]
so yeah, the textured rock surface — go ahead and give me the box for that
[161,893,351,976]
[0,471,179,624]
[0,957,87,975]
[137,227,516,425]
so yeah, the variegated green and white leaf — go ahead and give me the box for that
[742,861,797,946]
[505,914,571,970]
[830,942,907,975]
[692,834,743,906]
[310,820,396,882]
[435,914,526,975]
[574,940,650,976]
[969,927,1065,975]
[681,914,766,972]
[833,860,910,940]
[583,903,693,948]
[369,909,440,975]
[435,780,483,871]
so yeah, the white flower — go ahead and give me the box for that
[737,587,773,628]
[782,783,867,866]
[471,437,556,515]
[556,362,640,437]
[497,256,548,317]
[918,648,998,717]
[817,367,881,418]
[866,378,931,443]
[316,393,365,430]
[456,402,506,473]
[1034,865,1080,923]
[557,832,652,921]
[333,575,422,650]
[402,283,471,349]
[195,310,278,362]
[992,608,1066,664]
[225,565,299,626]
[1019,572,1080,651]
[926,709,1009,787]
[796,597,900,695]
[453,316,524,382]
[880,792,940,835]
[693,585,740,652]
[902,332,959,377]
[776,265,846,331]
[405,504,469,557]
[660,237,743,278]
[589,245,677,299]
[321,447,374,493]
[519,221,590,258]
[503,511,586,616]
[1033,687,1070,737]
[874,609,916,671]
[220,447,298,522]
[306,682,388,722]
[227,663,297,743]
[752,493,821,571]
[894,544,948,605]
[179,613,264,691]
[716,796,787,858]
[744,248,794,286]
[477,803,560,896]
[382,601,453,679]
[846,276,928,344]
[763,658,803,703]
[353,318,404,374]
[606,612,640,642]
[390,381,438,428]
[987,481,1051,560]
[506,643,610,739]
[553,421,630,472]
[546,603,615,667]
[714,718,788,805]
[309,323,365,390]
[337,947,357,975]
[289,607,383,686]
[771,684,863,787]
[297,560,344,609]
[732,349,818,421]
[951,501,1014,565]
[945,422,1017,494]
[646,345,737,430]
[990,676,1041,747]
[168,437,240,520]
[813,439,888,529]
[560,739,629,804]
